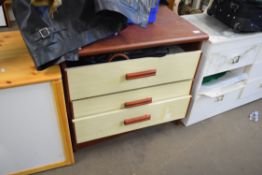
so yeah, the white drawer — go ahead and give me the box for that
[67,51,201,100]
[241,78,262,98]
[73,96,191,143]
[204,43,258,76]
[73,80,192,118]
[189,83,244,123]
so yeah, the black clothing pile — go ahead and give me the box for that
[12,0,159,70]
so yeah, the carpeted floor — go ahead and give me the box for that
[39,99,262,175]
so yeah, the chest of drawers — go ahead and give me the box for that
[67,50,200,144]
[62,6,208,149]
[182,14,262,126]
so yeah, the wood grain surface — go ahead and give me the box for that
[0,31,61,89]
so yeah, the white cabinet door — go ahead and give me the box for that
[0,83,65,175]
[204,43,258,76]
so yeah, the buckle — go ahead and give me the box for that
[39,27,50,39]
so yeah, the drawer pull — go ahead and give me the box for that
[230,56,240,64]
[124,114,151,125]
[215,95,224,102]
[126,69,156,80]
[124,97,152,108]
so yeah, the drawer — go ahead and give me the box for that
[73,80,192,118]
[247,62,262,79]
[190,83,244,123]
[73,96,191,143]
[241,78,262,98]
[67,51,201,100]
[204,43,258,76]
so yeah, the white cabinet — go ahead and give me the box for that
[182,14,262,126]
[0,31,74,175]
[0,83,69,175]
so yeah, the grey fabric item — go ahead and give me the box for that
[12,0,157,70]
[95,0,159,27]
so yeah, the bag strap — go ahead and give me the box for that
[108,53,130,62]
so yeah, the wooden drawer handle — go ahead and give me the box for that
[126,69,157,80]
[124,114,151,125]
[124,97,152,108]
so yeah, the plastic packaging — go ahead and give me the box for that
[249,111,260,122]
[128,0,160,24]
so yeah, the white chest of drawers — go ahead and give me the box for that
[182,14,262,126]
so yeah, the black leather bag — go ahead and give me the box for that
[207,0,262,33]
[12,0,156,70]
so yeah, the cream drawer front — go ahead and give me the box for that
[67,51,201,100]
[73,96,191,143]
[241,78,262,98]
[205,44,258,76]
[248,62,262,79]
[73,80,192,118]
